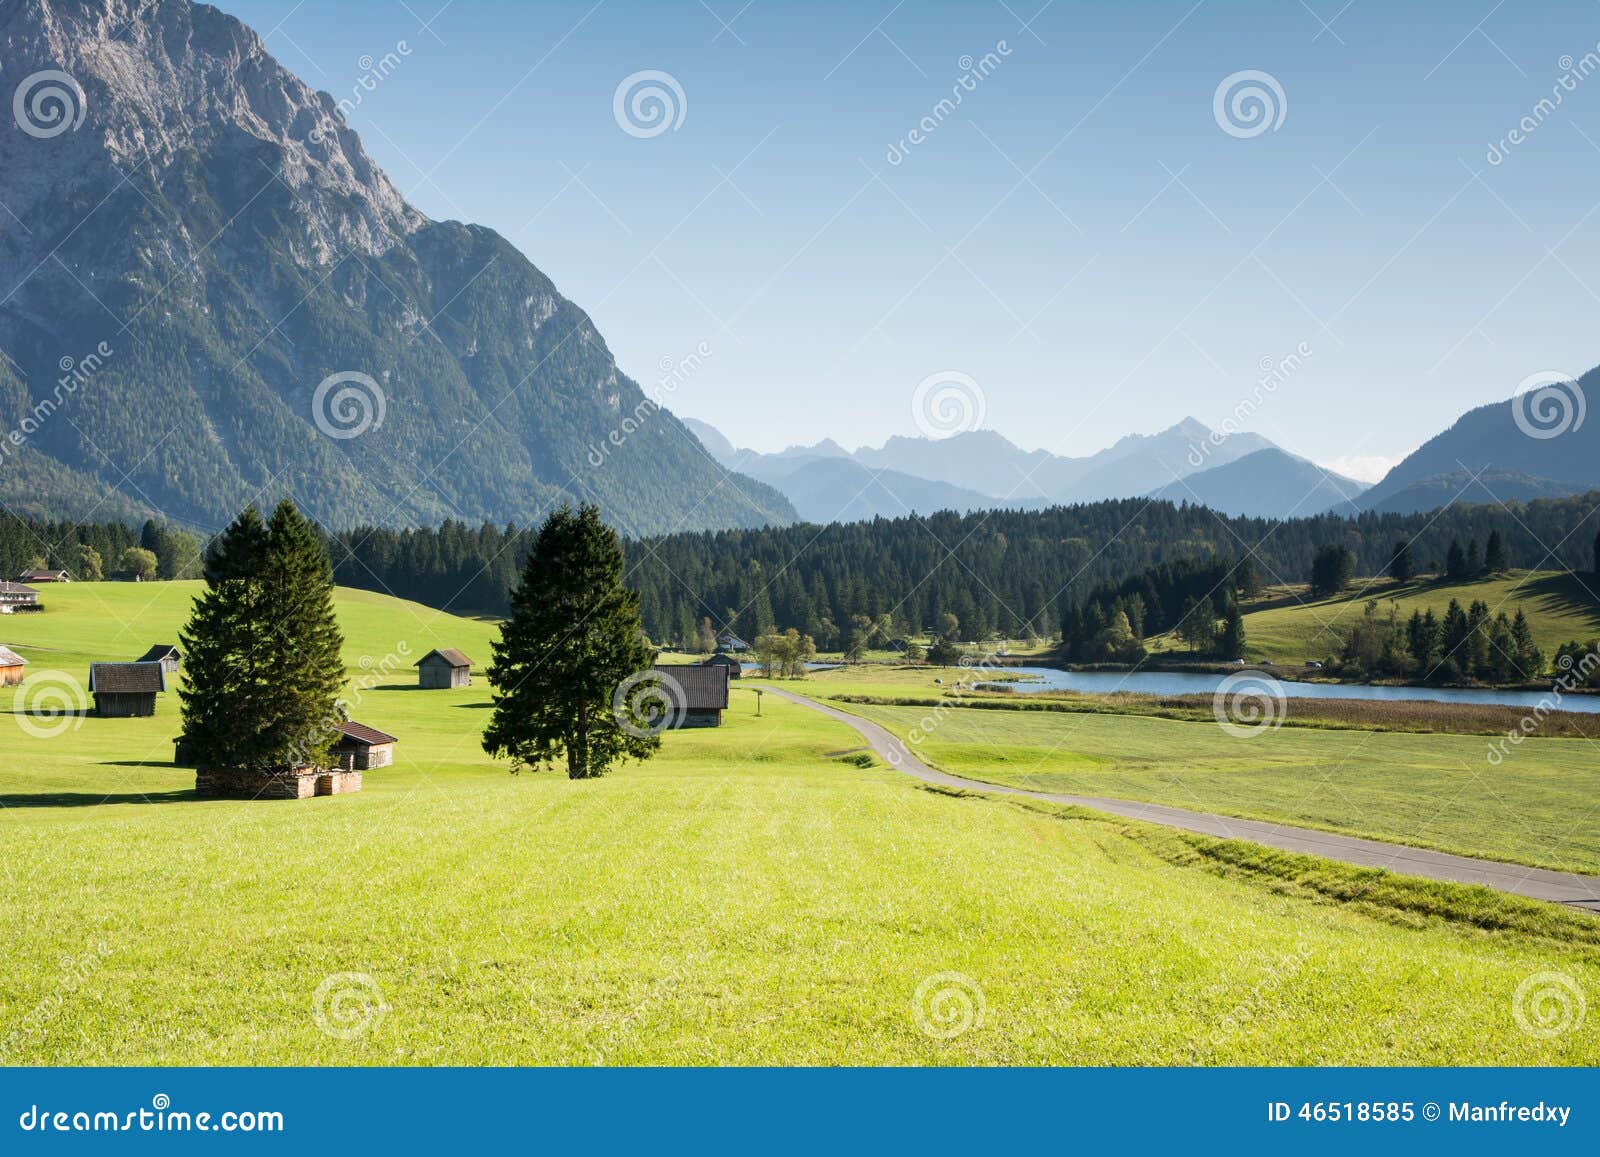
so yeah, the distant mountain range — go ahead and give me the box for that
[0,0,792,532]
[684,416,1366,522]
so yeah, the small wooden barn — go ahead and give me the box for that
[702,652,742,679]
[652,663,730,728]
[88,661,166,717]
[415,647,473,689]
[0,645,25,687]
[18,568,70,583]
[332,721,397,771]
[0,581,40,614]
[135,644,182,675]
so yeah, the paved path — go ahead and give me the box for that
[762,687,1600,915]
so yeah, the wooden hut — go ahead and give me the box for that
[17,568,70,583]
[651,663,730,728]
[88,661,166,717]
[135,644,182,675]
[702,652,742,679]
[332,721,397,771]
[0,645,25,687]
[0,581,40,614]
[415,648,473,689]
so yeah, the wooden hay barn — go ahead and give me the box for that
[88,661,166,717]
[653,663,730,728]
[415,647,473,689]
[18,568,70,583]
[0,581,40,614]
[0,645,25,687]
[134,644,182,675]
[702,652,742,678]
[332,721,397,771]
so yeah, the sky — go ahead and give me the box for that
[218,0,1600,481]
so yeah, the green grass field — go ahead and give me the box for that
[1221,570,1600,665]
[2,583,1598,1064]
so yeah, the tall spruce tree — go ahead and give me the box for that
[483,504,658,779]
[178,502,345,772]
[1483,530,1508,573]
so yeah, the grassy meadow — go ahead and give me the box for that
[1,583,1598,1064]
[1207,569,1600,666]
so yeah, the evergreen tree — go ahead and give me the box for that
[1445,539,1468,581]
[1386,539,1414,584]
[178,502,345,772]
[1593,528,1599,576]
[482,504,657,779]
[1218,604,1246,659]
[1483,530,1508,573]
[1308,544,1354,597]
[1466,538,1483,576]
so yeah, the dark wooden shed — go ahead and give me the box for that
[415,648,473,689]
[88,661,166,717]
[702,652,743,679]
[651,663,731,728]
[332,721,397,771]
[134,644,182,676]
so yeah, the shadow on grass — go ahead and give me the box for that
[0,790,195,808]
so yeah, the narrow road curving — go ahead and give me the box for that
[761,685,1600,915]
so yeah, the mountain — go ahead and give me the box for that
[1147,447,1367,517]
[854,430,1056,499]
[0,0,793,532]
[771,457,1010,523]
[1358,370,1600,514]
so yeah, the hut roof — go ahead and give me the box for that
[415,648,473,669]
[0,581,39,597]
[18,569,68,581]
[652,664,730,711]
[88,662,167,694]
[135,644,181,663]
[336,721,398,747]
[0,645,26,668]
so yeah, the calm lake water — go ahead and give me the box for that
[982,666,1600,714]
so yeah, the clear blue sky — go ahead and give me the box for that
[222,0,1600,479]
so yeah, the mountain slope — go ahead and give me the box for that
[1358,371,1600,514]
[775,457,1012,523]
[1147,448,1367,517]
[0,0,793,532]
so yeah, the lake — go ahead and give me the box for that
[974,666,1600,714]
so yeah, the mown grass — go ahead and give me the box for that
[2,584,1598,1064]
[1226,570,1600,665]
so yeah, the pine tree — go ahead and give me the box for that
[1466,538,1483,576]
[1386,539,1414,584]
[1483,530,1507,573]
[483,504,657,779]
[178,503,345,774]
[1218,604,1246,659]
[1445,538,1467,581]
